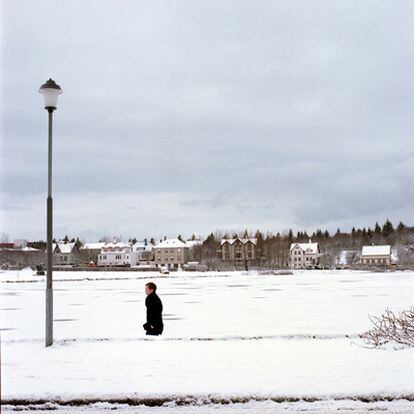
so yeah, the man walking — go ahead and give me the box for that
[143,282,164,336]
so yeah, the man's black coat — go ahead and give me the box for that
[144,291,164,335]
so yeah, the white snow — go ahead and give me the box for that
[221,238,257,246]
[290,242,319,253]
[1,269,413,406]
[21,246,41,252]
[185,239,203,249]
[362,245,391,256]
[81,243,106,250]
[155,238,188,248]
[53,242,75,254]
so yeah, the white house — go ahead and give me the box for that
[153,238,189,269]
[290,240,320,269]
[361,245,391,266]
[130,240,153,266]
[98,241,132,266]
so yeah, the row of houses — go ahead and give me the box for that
[220,238,394,268]
[1,237,395,270]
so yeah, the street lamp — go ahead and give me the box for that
[39,78,62,347]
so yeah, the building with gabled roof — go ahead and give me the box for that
[80,242,106,264]
[220,237,257,264]
[361,245,391,266]
[98,241,132,266]
[154,238,189,269]
[290,240,320,269]
[52,240,83,265]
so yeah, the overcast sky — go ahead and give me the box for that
[1,0,413,242]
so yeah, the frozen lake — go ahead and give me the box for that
[1,269,414,412]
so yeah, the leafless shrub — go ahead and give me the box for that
[361,307,414,347]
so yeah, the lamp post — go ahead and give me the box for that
[39,78,62,347]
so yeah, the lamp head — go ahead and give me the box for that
[39,79,62,111]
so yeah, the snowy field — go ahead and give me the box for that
[1,269,414,413]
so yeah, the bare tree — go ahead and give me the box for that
[361,307,414,347]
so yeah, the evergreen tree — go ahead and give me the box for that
[382,219,394,238]
[204,233,216,244]
[397,221,406,232]
[191,234,196,241]
[255,230,264,260]
[374,222,381,234]
[324,230,330,238]
[287,229,294,244]
[63,235,69,243]
[243,229,249,238]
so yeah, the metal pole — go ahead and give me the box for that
[46,109,54,347]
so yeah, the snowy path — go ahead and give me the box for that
[1,270,414,411]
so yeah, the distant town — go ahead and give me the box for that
[1,219,413,272]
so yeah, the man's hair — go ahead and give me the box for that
[146,282,157,291]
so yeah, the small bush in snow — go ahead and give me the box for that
[362,307,414,347]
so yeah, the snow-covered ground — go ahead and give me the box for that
[1,269,413,413]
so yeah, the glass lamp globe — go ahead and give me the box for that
[39,79,62,110]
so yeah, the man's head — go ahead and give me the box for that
[145,282,157,296]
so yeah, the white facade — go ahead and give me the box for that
[290,241,320,269]
[130,240,153,266]
[98,242,132,266]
